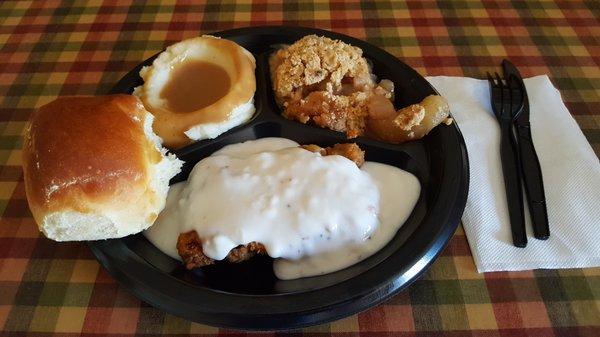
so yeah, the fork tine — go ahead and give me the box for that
[495,72,503,88]
[487,71,502,118]
[487,72,495,85]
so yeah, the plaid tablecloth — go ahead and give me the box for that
[1,1,598,336]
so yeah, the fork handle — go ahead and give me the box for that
[500,121,527,247]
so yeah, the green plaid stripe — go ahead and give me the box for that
[1,0,598,335]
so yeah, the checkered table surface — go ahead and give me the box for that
[1,1,598,336]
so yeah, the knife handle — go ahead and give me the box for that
[500,121,527,247]
[516,122,550,240]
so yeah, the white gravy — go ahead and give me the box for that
[144,137,420,280]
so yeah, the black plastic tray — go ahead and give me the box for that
[88,26,469,331]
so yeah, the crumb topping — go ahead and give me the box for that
[393,104,425,131]
[270,35,374,102]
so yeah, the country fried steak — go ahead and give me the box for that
[176,142,365,269]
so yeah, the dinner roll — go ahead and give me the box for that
[22,95,183,241]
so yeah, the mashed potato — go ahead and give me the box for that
[134,36,256,149]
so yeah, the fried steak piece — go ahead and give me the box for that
[300,143,365,167]
[177,231,267,270]
[176,142,365,270]
[177,231,214,269]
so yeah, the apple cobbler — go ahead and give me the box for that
[269,35,451,143]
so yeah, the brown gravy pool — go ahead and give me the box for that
[160,60,231,112]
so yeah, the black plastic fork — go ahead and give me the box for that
[488,72,527,248]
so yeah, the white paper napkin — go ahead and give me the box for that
[426,75,600,272]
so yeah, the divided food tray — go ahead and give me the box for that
[88,26,469,330]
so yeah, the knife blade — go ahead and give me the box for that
[502,59,550,240]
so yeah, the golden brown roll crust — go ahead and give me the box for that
[22,95,182,241]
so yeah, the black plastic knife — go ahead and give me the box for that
[502,60,550,240]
